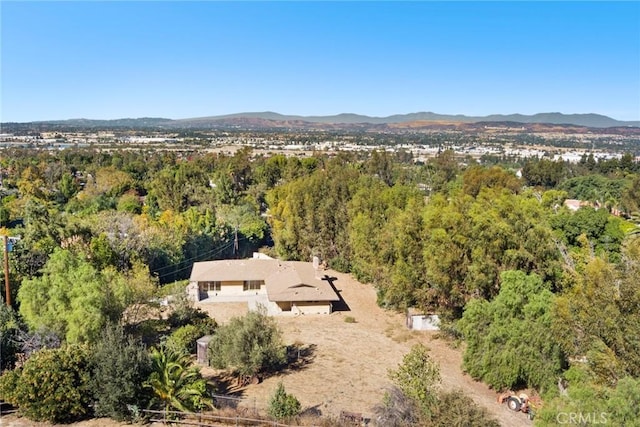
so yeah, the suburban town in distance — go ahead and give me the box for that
[2,112,639,164]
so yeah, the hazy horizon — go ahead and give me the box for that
[5,110,639,125]
[2,2,639,123]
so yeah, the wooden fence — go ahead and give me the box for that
[141,409,295,427]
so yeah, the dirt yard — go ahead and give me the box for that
[0,270,532,427]
[197,269,533,427]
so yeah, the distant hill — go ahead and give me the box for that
[4,112,639,130]
[176,111,640,128]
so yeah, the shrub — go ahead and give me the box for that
[0,368,21,404]
[432,389,499,427]
[208,310,286,378]
[7,345,93,423]
[389,344,440,419]
[91,324,153,421]
[373,386,420,427]
[268,382,301,420]
[167,294,212,328]
[165,318,217,356]
[0,302,22,371]
[343,316,356,323]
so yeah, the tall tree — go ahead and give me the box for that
[459,270,565,392]
[18,249,152,343]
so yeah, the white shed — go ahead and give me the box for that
[406,308,440,331]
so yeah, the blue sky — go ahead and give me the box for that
[1,1,639,122]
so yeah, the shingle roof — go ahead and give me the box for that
[189,259,340,303]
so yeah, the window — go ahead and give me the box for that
[243,280,263,291]
[200,281,221,292]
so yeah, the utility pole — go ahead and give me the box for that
[3,235,9,306]
[233,225,239,257]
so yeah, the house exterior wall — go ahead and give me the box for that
[292,301,332,315]
[198,280,267,298]
[216,280,245,296]
[187,281,200,302]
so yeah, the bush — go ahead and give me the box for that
[432,390,499,427]
[167,294,212,328]
[0,302,22,371]
[389,344,440,419]
[0,368,21,404]
[208,310,286,378]
[6,345,93,423]
[165,318,217,356]
[268,382,301,420]
[343,316,356,323]
[373,386,420,427]
[91,324,153,421]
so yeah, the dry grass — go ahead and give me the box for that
[2,270,532,427]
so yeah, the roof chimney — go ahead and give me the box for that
[313,256,321,279]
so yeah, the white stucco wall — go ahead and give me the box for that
[292,301,332,315]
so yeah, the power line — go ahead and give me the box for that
[156,239,244,280]
[152,236,247,274]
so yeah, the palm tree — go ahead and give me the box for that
[145,345,213,413]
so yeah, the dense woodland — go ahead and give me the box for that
[1,146,640,425]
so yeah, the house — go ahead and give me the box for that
[187,257,340,315]
[563,199,605,212]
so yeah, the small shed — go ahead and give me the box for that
[196,335,214,365]
[406,308,440,331]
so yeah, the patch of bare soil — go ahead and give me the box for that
[200,270,533,426]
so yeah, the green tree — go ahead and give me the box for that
[535,367,640,427]
[165,321,217,357]
[267,161,359,265]
[91,324,153,421]
[58,171,79,202]
[146,345,213,412]
[0,301,22,371]
[459,270,565,392]
[18,249,149,343]
[521,158,565,188]
[208,310,286,379]
[2,345,93,423]
[461,165,521,198]
[389,344,440,419]
[267,382,301,421]
[421,189,560,318]
[552,236,640,385]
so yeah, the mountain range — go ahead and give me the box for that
[6,111,640,130]
[176,111,639,128]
